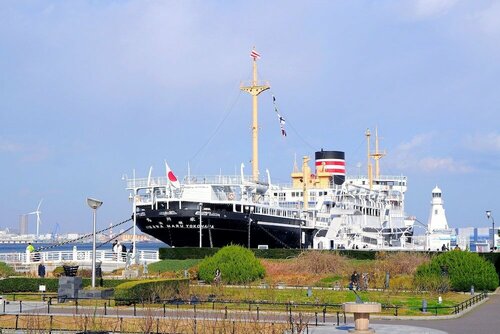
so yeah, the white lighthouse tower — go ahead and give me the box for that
[426,186,452,251]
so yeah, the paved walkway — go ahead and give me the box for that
[371,293,500,334]
[2,293,499,333]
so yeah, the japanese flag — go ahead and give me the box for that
[165,161,180,188]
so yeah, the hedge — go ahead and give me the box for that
[479,252,500,276]
[114,279,189,304]
[0,277,133,293]
[159,247,378,260]
[415,250,499,292]
[159,247,219,260]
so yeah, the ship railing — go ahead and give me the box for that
[0,249,160,265]
[126,177,169,189]
[347,175,407,182]
[127,175,284,189]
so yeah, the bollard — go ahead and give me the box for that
[257,306,260,320]
[307,287,312,297]
[47,300,50,314]
[232,321,235,334]
[15,314,19,330]
[50,315,53,332]
[194,318,197,334]
[133,302,136,316]
[75,298,78,314]
[422,299,427,313]
[19,300,22,313]
[336,311,340,326]
[322,307,326,323]
[3,299,5,313]
[225,306,228,319]
[104,302,107,316]
[156,318,159,334]
[315,312,318,326]
[471,285,475,296]
[163,303,166,317]
[120,317,123,332]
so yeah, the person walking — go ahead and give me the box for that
[112,240,118,260]
[350,270,359,290]
[26,242,35,262]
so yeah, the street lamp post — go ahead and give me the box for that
[87,197,103,288]
[199,203,203,248]
[487,211,495,250]
[247,206,254,249]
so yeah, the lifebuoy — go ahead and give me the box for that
[228,193,235,200]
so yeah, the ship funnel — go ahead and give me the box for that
[315,150,345,185]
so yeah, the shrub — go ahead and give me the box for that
[197,245,265,284]
[292,251,350,275]
[414,263,450,293]
[0,262,15,278]
[114,279,189,304]
[52,266,65,277]
[0,278,60,293]
[415,250,499,292]
[375,251,430,276]
[0,277,134,293]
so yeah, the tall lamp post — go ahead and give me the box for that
[247,206,254,249]
[199,203,203,248]
[87,197,103,288]
[487,210,495,250]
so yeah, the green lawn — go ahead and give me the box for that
[188,285,471,315]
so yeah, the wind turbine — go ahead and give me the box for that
[27,199,43,239]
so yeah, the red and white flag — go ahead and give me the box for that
[165,161,180,188]
[250,49,261,60]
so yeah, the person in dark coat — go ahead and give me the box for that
[121,244,127,261]
[38,263,46,278]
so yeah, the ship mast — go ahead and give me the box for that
[365,129,373,190]
[240,48,270,182]
[370,127,386,179]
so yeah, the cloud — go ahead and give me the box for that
[397,133,434,151]
[0,139,23,153]
[20,146,51,163]
[472,2,500,35]
[0,138,50,162]
[418,157,473,173]
[463,132,500,152]
[388,133,473,173]
[412,0,458,19]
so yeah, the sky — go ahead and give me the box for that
[1,0,499,235]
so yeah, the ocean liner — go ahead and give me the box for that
[125,50,415,249]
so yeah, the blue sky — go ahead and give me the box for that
[1,0,499,235]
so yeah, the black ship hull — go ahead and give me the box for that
[135,201,313,248]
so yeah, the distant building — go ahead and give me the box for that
[453,227,495,252]
[19,214,28,235]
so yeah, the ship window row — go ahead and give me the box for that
[286,191,329,198]
[354,205,380,217]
